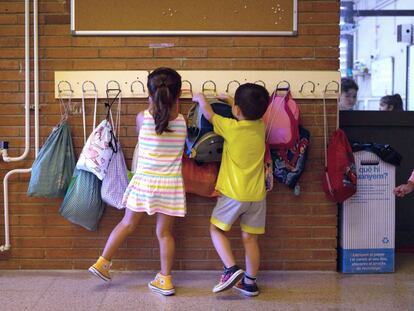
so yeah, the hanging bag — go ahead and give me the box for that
[322,83,357,203]
[263,86,300,149]
[264,83,309,192]
[76,85,120,180]
[59,83,105,231]
[59,168,104,231]
[101,97,129,209]
[270,125,310,190]
[27,92,76,198]
[185,99,234,162]
[182,154,219,197]
[185,81,234,162]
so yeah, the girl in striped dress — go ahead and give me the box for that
[89,68,186,296]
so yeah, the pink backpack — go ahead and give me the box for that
[263,90,300,149]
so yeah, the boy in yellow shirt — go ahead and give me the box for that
[193,83,269,297]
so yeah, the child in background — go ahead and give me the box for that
[193,83,269,297]
[339,78,359,111]
[379,94,404,111]
[89,68,186,296]
[394,170,414,197]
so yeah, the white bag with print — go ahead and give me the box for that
[76,119,115,180]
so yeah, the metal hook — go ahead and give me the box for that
[58,80,73,93]
[225,80,240,93]
[180,80,193,98]
[299,81,316,94]
[105,81,121,122]
[181,80,193,92]
[106,80,121,92]
[324,80,340,94]
[130,80,146,94]
[105,80,121,114]
[254,80,266,87]
[276,80,290,91]
[82,80,97,93]
[202,80,217,93]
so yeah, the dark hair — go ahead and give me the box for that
[380,94,404,111]
[341,78,359,93]
[147,67,182,135]
[234,83,269,120]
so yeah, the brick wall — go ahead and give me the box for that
[0,0,339,270]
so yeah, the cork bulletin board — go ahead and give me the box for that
[71,0,298,36]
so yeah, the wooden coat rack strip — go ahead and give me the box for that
[55,70,341,99]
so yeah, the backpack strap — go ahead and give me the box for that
[81,81,98,144]
[185,103,202,156]
[105,82,122,154]
[322,85,340,196]
[322,84,340,166]
[58,88,71,125]
[190,104,203,153]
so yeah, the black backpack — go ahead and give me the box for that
[185,99,234,162]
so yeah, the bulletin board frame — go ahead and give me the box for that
[70,0,298,36]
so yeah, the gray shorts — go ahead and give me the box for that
[210,195,266,234]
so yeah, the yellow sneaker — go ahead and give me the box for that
[88,256,112,282]
[148,273,175,296]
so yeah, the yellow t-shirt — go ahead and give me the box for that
[212,114,266,202]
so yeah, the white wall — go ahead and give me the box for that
[352,0,414,110]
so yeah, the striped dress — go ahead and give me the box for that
[122,110,187,217]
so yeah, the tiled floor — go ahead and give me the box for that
[1,254,414,311]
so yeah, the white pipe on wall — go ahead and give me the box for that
[0,168,31,251]
[1,0,30,163]
[0,0,39,252]
[34,0,39,157]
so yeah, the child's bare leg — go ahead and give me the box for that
[210,223,236,268]
[241,231,260,283]
[102,209,144,260]
[156,213,175,276]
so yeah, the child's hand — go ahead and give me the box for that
[394,181,414,197]
[192,92,207,105]
[193,92,214,122]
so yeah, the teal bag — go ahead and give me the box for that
[59,168,105,231]
[27,121,76,198]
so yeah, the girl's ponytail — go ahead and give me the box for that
[153,84,173,134]
[147,68,181,135]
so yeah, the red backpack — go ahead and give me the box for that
[323,128,357,203]
[322,88,357,203]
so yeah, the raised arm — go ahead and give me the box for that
[193,92,215,122]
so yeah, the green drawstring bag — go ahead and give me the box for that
[27,121,76,198]
[59,168,104,231]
